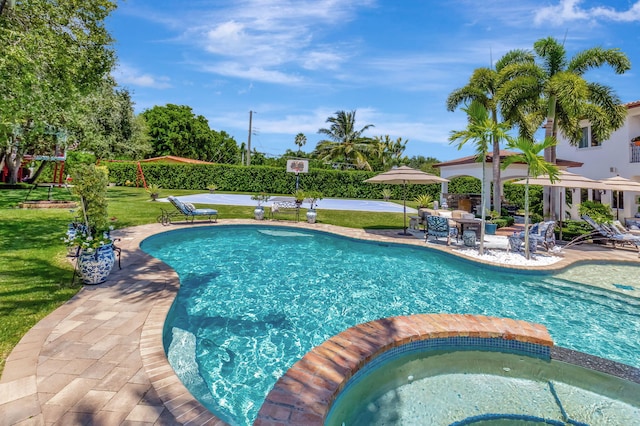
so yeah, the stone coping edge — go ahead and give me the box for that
[254,313,553,425]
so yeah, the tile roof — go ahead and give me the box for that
[139,155,214,164]
[433,150,583,168]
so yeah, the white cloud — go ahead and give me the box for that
[301,51,345,71]
[201,62,303,85]
[112,64,172,89]
[534,0,640,26]
[167,0,376,83]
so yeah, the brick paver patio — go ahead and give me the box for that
[1,220,638,425]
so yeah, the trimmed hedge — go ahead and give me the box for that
[104,162,446,200]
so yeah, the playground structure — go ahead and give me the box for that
[98,159,148,190]
[20,152,74,204]
[0,147,74,206]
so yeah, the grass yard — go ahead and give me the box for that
[0,186,407,375]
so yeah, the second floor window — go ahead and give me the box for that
[579,126,601,148]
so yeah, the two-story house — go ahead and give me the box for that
[557,100,640,221]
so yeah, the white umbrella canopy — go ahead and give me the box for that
[512,170,606,189]
[512,170,607,240]
[598,176,640,219]
[365,166,449,235]
[364,165,449,185]
[599,176,640,192]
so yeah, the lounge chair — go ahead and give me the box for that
[425,215,458,245]
[580,214,640,256]
[158,196,218,226]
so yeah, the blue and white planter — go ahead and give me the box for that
[306,209,317,224]
[254,206,265,220]
[78,244,116,285]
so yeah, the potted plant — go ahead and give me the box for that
[305,190,323,223]
[381,188,392,201]
[64,164,116,285]
[251,192,270,220]
[484,209,500,235]
[146,183,161,201]
[207,183,218,193]
[293,189,306,207]
[414,194,433,224]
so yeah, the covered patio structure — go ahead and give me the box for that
[433,150,583,215]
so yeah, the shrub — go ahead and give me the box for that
[528,212,543,224]
[414,194,433,208]
[104,162,444,200]
[578,200,613,223]
[561,219,592,241]
[493,218,508,229]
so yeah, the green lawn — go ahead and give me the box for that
[0,186,407,375]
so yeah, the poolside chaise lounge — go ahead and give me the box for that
[159,196,218,226]
[580,214,640,257]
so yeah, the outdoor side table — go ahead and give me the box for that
[462,230,476,247]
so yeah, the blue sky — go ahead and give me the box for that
[107,0,640,161]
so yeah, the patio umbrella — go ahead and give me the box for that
[512,170,605,239]
[364,166,449,235]
[598,176,640,219]
[514,170,603,189]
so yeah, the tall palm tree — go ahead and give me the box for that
[502,137,558,259]
[294,133,306,155]
[502,37,630,218]
[447,50,534,214]
[450,101,511,255]
[534,37,629,160]
[315,110,374,170]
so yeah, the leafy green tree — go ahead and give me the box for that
[142,104,210,159]
[450,101,511,255]
[0,0,116,183]
[447,49,534,213]
[315,110,375,170]
[406,155,441,175]
[72,78,152,160]
[294,133,307,155]
[207,130,240,164]
[502,137,558,259]
[142,104,239,163]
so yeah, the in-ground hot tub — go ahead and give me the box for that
[325,346,640,425]
[257,314,640,425]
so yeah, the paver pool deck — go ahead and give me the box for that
[1,220,638,425]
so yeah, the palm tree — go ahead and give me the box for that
[502,37,630,218]
[502,137,559,259]
[450,101,511,255]
[315,110,374,170]
[371,135,407,170]
[447,49,534,214]
[294,133,306,155]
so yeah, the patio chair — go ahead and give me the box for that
[425,215,458,245]
[508,221,557,253]
[159,196,218,226]
[581,214,640,257]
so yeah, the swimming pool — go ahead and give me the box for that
[140,225,640,425]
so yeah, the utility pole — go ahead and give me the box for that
[247,110,253,166]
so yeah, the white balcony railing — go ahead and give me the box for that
[631,144,640,163]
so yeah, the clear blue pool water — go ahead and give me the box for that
[140,225,640,426]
